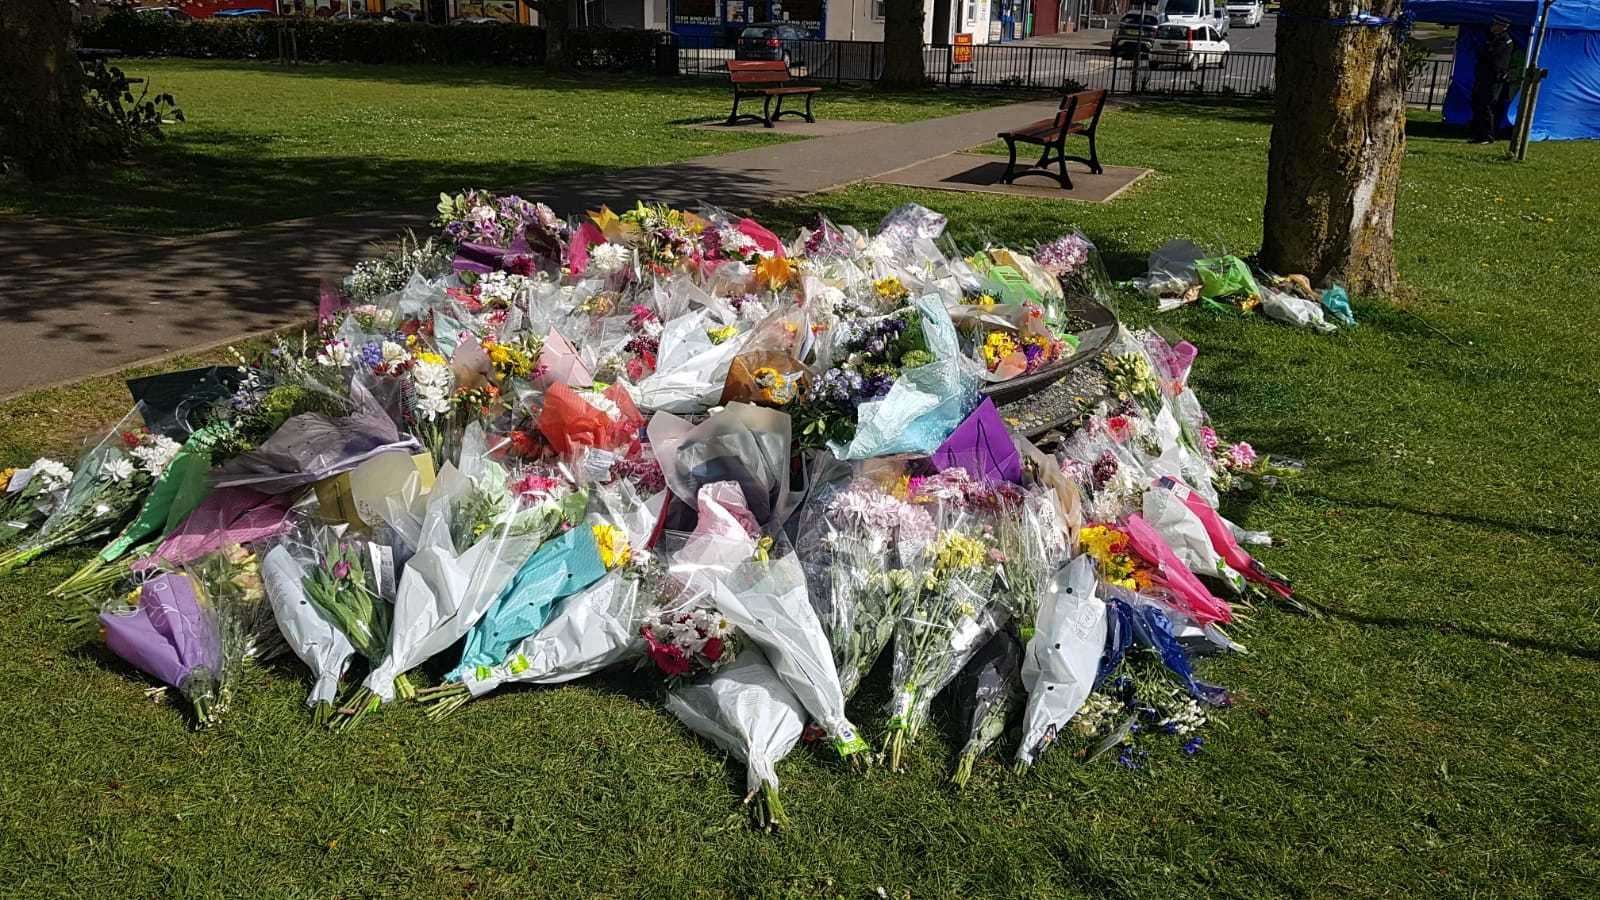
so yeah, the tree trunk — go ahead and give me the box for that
[0,0,87,178]
[524,0,572,72]
[1261,1,1406,296]
[881,0,926,87]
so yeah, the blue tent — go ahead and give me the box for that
[1407,0,1600,141]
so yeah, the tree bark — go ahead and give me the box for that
[522,0,572,72]
[1261,0,1406,296]
[0,0,87,178]
[881,0,926,87]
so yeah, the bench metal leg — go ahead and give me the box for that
[1003,138,1019,184]
[726,91,767,127]
[763,93,775,128]
[1057,139,1073,190]
[803,92,815,123]
[1089,131,1103,174]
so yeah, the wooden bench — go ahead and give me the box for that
[725,60,821,129]
[997,88,1107,189]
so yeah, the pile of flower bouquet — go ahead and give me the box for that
[3,193,1301,831]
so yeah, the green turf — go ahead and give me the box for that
[0,60,994,236]
[1,100,1598,898]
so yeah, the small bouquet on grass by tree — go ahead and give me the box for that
[0,414,181,577]
[0,458,74,545]
[664,647,806,832]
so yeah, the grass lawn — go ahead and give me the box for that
[0,60,994,236]
[2,101,1598,898]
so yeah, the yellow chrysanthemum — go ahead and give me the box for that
[592,523,632,570]
[415,350,447,366]
[873,276,908,301]
[933,531,987,574]
[706,324,739,345]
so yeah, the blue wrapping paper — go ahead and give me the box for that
[450,524,607,682]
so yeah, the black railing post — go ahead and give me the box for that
[1026,46,1035,86]
[1426,58,1441,110]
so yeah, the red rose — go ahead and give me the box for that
[702,636,724,663]
[649,643,693,677]
[507,255,535,276]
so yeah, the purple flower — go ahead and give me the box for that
[358,343,384,369]
[1183,736,1205,756]
[1092,451,1119,489]
[332,560,352,581]
[1116,746,1147,770]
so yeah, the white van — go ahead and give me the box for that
[1156,0,1230,38]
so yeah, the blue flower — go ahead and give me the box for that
[1182,736,1205,756]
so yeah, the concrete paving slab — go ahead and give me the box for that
[677,119,894,137]
[870,153,1152,203]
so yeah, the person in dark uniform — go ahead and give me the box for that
[1470,15,1516,144]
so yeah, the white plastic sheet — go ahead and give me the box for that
[664,647,805,799]
[1016,555,1109,767]
[261,545,356,707]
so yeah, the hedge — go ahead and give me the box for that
[79,12,668,70]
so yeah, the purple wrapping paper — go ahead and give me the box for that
[452,236,531,275]
[213,383,419,494]
[135,487,297,572]
[931,397,1022,484]
[101,574,220,689]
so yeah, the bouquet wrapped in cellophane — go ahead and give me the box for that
[709,546,870,764]
[664,647,806,832]
[880,503,1006,771]
[0,409,181,576]
[1014,554,1109,771]
[260,520,396,724]
[0,458,73,545]
[794,456,926,701]
[95,544,277,727]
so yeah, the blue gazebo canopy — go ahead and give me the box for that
[1406,0,1600,140]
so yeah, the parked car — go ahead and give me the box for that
[1227,0,1264,27]
[451,15,506,24]
[1160,0,1229,37]
[212,7,275,16]
[1111,12,1161,59]
[1150,23,1230,69]
[734,22,811,64]
[134,6,193,19]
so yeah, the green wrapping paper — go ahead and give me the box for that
[98,424,226,563]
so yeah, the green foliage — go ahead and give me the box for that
[80,57,184,152]
[80,11,662,70]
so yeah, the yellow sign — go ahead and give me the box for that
[953,33,974,65]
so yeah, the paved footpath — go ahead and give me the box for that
[0,99,1058,399]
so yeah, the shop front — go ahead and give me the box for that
[670,0,825,43]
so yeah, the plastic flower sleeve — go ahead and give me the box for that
[360,464,541,704]
[215,382,420,494]
[1016,555,1110,768]
[633,309,748,413]
[710,551,869,759]
[1163,477,1292,598]
[139,487,298,571]
[835,296,981,460]
[449,523,607,682]
[664,647,806,831]
[1104,588,1229,707]
[1120,513,1233,626]
[648,403,794,529]
[881,507,1006,769]
[949,626,1025,786]
[1140,485,1245,594]
[261,544,356,714]
[455,569,645,700]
